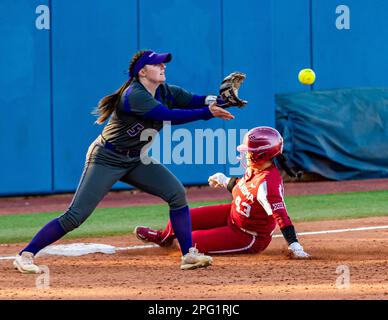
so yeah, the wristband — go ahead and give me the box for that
[281,225,298,245]
[227,177,239,193]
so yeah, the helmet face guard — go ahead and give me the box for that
[237,126,283,167]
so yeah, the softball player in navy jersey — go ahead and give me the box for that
[14,49,234,273]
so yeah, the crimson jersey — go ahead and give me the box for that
[230,164,293,235]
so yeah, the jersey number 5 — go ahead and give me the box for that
[235,196,251,217]
[127,123,145,137]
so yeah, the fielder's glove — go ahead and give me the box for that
[217,72,248,108]
[208,173,230,188]
[288,242,311,259]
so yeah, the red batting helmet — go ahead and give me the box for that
[237,126,283,164]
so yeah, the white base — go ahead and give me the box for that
[38,243,117,257]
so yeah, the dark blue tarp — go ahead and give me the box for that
[275,88,388,180]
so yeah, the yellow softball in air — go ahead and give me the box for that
[298,68,316,85]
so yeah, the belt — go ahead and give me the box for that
[231,219,258,236]
[100,136,141,157]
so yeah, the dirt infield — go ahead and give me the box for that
[1,216,388,300]
[1,179,388,300]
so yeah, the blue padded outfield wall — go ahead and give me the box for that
[1,0,388,195]
[0,0,52,195]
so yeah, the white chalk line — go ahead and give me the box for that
[1,224,388,261]
[272,224,388,238]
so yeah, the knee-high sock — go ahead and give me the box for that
[20,218,67,256]
[169,205,192,255]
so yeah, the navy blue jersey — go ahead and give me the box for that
[101,79,212,151]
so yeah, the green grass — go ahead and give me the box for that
[0,201,226,243]
[1,190,388,244]
[285,190,388,221]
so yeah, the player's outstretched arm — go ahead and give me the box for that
[266,185,311,260]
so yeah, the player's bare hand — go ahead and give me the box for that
[209,102,235,120]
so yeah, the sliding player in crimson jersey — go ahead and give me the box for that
[135,126,310,259]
